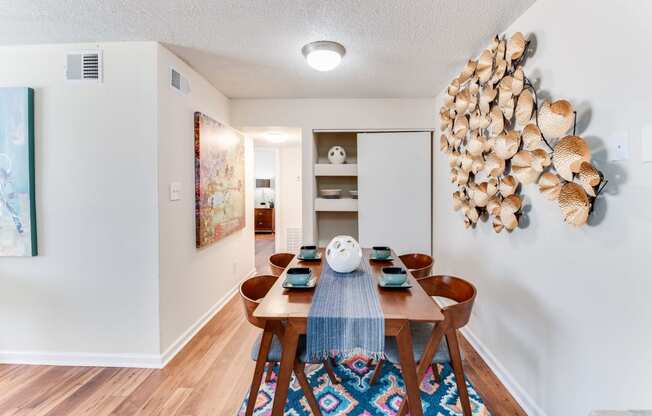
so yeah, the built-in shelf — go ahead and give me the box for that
[313,131,360,244]
[314,163,358,176]
[314,198,358,212]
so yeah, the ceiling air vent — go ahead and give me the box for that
[170,68,191,95]
[66,50,103,82]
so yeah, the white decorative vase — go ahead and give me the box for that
[325,235,362,273]
[328,146,346,164]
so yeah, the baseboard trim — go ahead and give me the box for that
[461,327,547,416]
[0,350,162,368]
[159,267,258,367]
[0,268,258,369]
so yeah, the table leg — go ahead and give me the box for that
[246,323,274,416]
[395,321,423,416]
[396,320,448,416]
[270,322,300,416]
[294,361,322,415]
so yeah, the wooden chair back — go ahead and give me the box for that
[399,253,434,279]
[417,275,476,329]
[239,275,278,329]
[268,253,295,276]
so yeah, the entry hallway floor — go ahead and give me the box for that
[0,237,525,415]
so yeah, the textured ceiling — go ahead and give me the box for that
[0,0,534,98]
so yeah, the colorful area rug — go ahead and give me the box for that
[237,354,490,415]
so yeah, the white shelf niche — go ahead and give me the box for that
[314,198,358,212]
[314,163,358,176]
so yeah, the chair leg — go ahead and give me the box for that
[369,358,385,385]
[431,363,441,383]
[294,362,323,416]
[446,330,472,416]
[265,362,275,383]
[323,358,339,384]
[246,329,274,416]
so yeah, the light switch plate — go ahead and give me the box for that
[169,182,182,201]
[608,130,630,161]
[642,125,652,163]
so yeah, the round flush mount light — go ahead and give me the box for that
[265,132,287,143]
[301,41,346,71]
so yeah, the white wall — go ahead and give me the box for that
[0,42,256,367]
[0,42,160,363]
[231,99,437,243]
[254,147,276,206]
[434,1,652,415]
[277,144,302,251]
[254,148,276,179]
[156,45,255,357]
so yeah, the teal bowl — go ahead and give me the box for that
[381,267,407,285]
[299,245,317,259]
[372,246,391,259]
[286,267,311,285]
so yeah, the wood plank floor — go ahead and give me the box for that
[0,235,525,415]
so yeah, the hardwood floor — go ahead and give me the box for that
[0,236,525,416]
[255,232,275,275]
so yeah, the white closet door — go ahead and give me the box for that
[357,132,431,254]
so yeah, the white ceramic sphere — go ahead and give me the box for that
[328,146,346,164]
[325,235,362,273]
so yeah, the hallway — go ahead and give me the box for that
[254,233,275,274]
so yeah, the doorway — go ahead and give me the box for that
[246,127,302,274]
[253,147,277,273]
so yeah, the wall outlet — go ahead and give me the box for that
[608,131,630,161]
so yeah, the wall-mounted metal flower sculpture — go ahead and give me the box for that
[439,32,607,231]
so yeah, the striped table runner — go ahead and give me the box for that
[306,252,384,361]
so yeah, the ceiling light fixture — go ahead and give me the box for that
[265,132,287,143]
[301,41,346,71]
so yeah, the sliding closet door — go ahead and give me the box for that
[357,132,431,254]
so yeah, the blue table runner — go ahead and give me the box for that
[306,252,384,361]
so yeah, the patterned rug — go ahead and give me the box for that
[237,354,490,415]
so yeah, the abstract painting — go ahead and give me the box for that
[0,87,36,256]
[194,112,245,248]
[0,88,37,256]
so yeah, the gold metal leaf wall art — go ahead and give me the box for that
[438,32,608,231]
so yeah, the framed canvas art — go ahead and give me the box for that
[0,87,37,256]
[194,112,245,248]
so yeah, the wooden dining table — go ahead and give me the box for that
[253,248,445,416]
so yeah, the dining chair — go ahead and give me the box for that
[268,252,295,276]
[369,275,476,416]
[398,253,434,279]
[240,274,338,416]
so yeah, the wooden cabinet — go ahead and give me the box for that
[255,207,275,233]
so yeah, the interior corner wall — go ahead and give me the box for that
[434,1,652,415]
[230,98,437,244]
[0,42,160,363]
[156,45,255,356]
